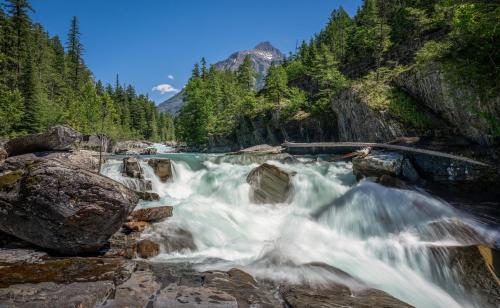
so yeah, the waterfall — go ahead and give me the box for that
[101,150,495,308]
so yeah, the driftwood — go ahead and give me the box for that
[282,142,489,167]
[328,147,372,161]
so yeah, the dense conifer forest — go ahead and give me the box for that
[0,0,175,141]
[176,0,499,147]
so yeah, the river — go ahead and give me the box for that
[102,150,497,308]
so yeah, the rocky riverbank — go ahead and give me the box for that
[1,127,499,307]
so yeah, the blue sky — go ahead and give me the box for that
[28,0,362,104]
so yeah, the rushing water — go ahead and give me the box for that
[102,151,497,308]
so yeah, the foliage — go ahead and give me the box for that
[0,0,175,141]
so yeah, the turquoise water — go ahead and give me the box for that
[102,151,494,308]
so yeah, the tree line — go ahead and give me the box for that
[176,0,499,147]
[0,0,175,141]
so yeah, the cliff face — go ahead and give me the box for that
[395,65,500,146]
[331,87,407,143]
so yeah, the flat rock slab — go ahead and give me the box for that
[129,206,173,222]
[4,125,82,157]
[0,281,114,308]
[247,163,296,204]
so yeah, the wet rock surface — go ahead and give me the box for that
[147,158,172,182]
[136,191,161,201]
[122,156,143,179]
[136,239,160,259]
[129,205,173,222]
[352,151,404,179]
[0,154,138,255]
[4,125,82,157]
[247,163,296,204]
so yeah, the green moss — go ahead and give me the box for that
[0,170,23,189]
[354,66,431,128]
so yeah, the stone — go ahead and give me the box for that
[122,156,143,179]
[150,225,197,253]
[141,147,158,155]
[136,191,161,201]
[401,158,419,182]
[428,245,500,307]
[0,250,132,288]
[129,206,173,222]
[246,163,296,204]
[122,177,152,192]
[352,151,404,179]
[377,174,408,189]
[0,154,138,255]
[123,221,151,233]
[43,150,100,173]
[147,158,172,182]
[137,239,160,259]
[154,285,238,307]
[103,268,161,308]
[105,229,141,259]
[79,134,114,153]
[4,125,82,157]
[238,144,282,154]
[0,281,114,308]
[279,263,413,308]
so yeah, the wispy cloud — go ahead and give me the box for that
[167,75,174,80]
[152,83,179,94]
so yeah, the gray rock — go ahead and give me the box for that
[147,158,172,182]
[352,151,404,179]
[44,150,100,173]
[129,206,173,222]
[0,281,114,308]
[154,285,238,307]
[122,156,143,179]
[4,125,82,157]
[0,154,138,255]
[247,163,296,204]
[102,269,161,308]
[141,147,158,155]
[401,158,419,182]
[136,191,160,201]
[149,224,197,253]
[332,88,407,143]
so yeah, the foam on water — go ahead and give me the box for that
[102,151,494,308]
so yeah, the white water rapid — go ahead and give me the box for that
[102,151,496,308]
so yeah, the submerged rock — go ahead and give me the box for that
[147,158,172,182]
[4,125,82,157]
[129,205,173,222]
[0,154,138,255]
[279,263,413,308]
[122,156,143,179]
[247,163,296,204]
[149,224,197,254]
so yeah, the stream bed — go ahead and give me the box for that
[102,151,499,308]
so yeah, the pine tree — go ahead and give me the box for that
[237,55,256,91]
[191,62,200,79]
[66,16,83,90]
[200,57,208,80]
[5,0,33,88]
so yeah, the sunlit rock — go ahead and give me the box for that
[352,151,404,179]
[122,156,143,179]
[247,163,296,204]
[4,125,82,157]
[147,158,172,182]
[128,206,173,222]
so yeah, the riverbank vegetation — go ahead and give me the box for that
[0,0,175,141]
[176,0,499,147]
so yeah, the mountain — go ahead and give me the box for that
[158,42,284,115]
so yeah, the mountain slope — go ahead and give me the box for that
[158,42,284,115]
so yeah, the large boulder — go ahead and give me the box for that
[122,156,143,179]
[246,163,296,204]
[4,125,82,157]
[147,158,172,182]
[0,154,138,255]
[43,150,100,173]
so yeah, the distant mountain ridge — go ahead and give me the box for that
[158,42,284,115]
